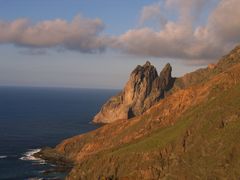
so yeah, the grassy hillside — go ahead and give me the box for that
[66,81,240,180]
[37,45,240,180]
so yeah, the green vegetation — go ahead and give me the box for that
[175,84,240,179]
[70,83,240,179]
[54,46,240,179]
[112,116,191,154]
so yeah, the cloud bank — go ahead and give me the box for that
[114,0,240,63]
[0,0,240,64]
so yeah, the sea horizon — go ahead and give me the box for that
[0,84,121,91]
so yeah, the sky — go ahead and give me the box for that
[0,0,239,89]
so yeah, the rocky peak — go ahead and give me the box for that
[143,60,151,66]
[159,63,173,90]
[93,61,174,124]
[160,63,172,77]
[129,61,159,95]
[131,61,157,77]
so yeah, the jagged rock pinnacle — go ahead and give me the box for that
[159,63,173,90]
[144,61,151,66]
[93,62,174,124]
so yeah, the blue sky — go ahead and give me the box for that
[0,0,153,35]
[0,0,239,88]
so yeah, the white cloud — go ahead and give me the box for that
[165,0,210,23]
[139,3,166,26]
[0,0,240,65]
[207,0,240,43]
[0,15,106,53]
[113,0,240,64]
[113,22,192,58]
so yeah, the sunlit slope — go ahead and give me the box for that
[66,65,240,179]
[38,45,240,179]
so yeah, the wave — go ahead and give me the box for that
[0,155,7,159]
[19,149,45,164]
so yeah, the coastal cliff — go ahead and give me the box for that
[36,45,240,179]
[93,61,174,124]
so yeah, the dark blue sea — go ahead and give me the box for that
[0,86,118,180]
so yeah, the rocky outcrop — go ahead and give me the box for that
[93,61,174,124]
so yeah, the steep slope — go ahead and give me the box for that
[173,45,240,89]
[93,61,174,124]
[66,82,240,180]
[36,45,240,179]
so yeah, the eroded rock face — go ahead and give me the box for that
[93,61,174,124]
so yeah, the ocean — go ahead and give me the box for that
[0,86,118,180]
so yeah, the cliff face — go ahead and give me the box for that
[93,61,174,124]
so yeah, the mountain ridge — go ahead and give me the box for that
[35,45,240,179]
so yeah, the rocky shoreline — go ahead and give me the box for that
[34,147,73,178]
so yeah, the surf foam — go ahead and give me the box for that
[0,155,7,159]
[20,149,45,164]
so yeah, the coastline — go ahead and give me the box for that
[33,147,73,177]
[0,87,117,179]
[20,148,71,178]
